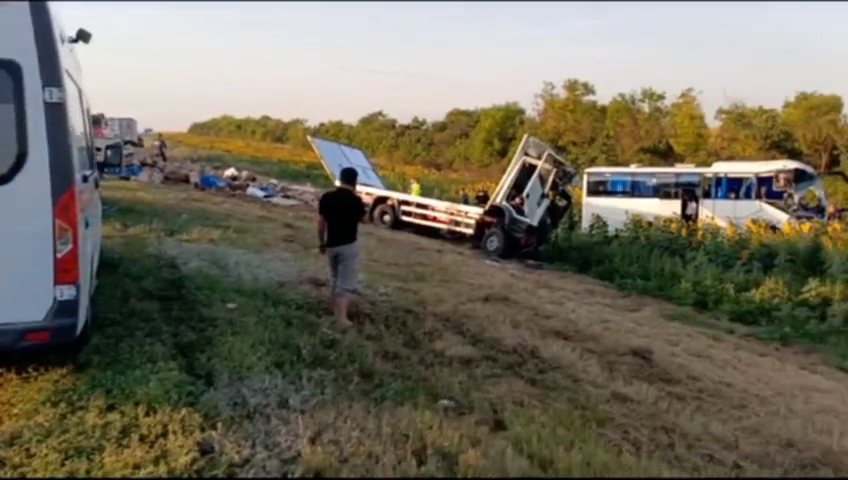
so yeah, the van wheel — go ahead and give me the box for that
[372,204,399,229]
[481,227,510,258]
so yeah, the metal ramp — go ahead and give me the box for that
[307,136,388,190]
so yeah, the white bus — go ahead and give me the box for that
[0,2,99,352]
[581,160,828,232]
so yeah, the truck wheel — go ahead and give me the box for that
[372,203,398,229]
[481,227,509,258]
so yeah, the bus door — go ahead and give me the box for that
[677,174,701,223]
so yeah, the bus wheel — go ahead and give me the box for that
[481,227,509,258]
[372,204,398,229]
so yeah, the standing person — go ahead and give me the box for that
[683,192,698,223]
[459,188,470,205]
[409,178,421,197]
[152,133,168,162]
[475,188,490,206]
[318,167,366,328]
[827,204,840,222]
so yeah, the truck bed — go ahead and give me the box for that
[356,185,484,235]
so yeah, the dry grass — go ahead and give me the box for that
[3,180,848,477]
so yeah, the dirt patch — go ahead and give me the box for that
[391,239,848,475]
[432,332,481,360]
[155,240,300,285]
[200,371,336,477]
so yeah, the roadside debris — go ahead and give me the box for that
[105,154,323,208]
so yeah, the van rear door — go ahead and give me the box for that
[0,3,56,324]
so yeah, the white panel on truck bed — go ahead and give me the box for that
[307,136,387,190]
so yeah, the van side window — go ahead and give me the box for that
[63,72,94,173]
[0,60,27,185]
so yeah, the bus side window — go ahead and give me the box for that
[740,177,755,199]
[714,176,743,200]
[586,174,609,196]
[756,176,785,201]
[725,177,744,200]
[701,176,712,199]
[632,174,657,198]
[677,173,701,197]
[586,173,632,197]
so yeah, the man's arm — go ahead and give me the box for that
[317,215,327,245]
[359,198,368,223]
[317,194,328,245]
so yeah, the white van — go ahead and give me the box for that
[0,2,101,351]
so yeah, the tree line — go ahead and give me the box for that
[187,78,846,175]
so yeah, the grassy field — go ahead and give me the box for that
[2,177,848,476]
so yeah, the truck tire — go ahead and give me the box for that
[372,203,399,229]
[481,226,510,258]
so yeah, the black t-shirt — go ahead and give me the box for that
[319,187,366,248]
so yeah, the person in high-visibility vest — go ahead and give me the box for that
[410,178,421,197]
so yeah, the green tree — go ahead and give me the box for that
[711,103,797,160]
[468,103,527,167]
[667,88,709,164]
[183,79,848,189]
[781,92,845,172]
[604,88,671,165]
[534,79,608,169]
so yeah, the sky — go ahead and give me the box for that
[51,1,848,132]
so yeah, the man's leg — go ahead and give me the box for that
[332,244,359,326]
[328,250,343,318]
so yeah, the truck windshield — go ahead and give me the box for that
[103,146,122,167]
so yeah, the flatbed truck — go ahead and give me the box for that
[307,134,577,258]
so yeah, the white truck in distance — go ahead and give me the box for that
[92,115,140,166]
[307,135,577,258]
[104,116,141,147]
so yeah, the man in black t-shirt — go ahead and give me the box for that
[318,167,367,327]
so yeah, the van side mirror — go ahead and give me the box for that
[69,28,92,45]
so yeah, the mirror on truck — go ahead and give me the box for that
[97,144,124,175]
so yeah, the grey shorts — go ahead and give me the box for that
[327,242,359,298]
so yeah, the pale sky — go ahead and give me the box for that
[52,1,848,132]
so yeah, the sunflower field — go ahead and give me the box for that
[545,211,848,357]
